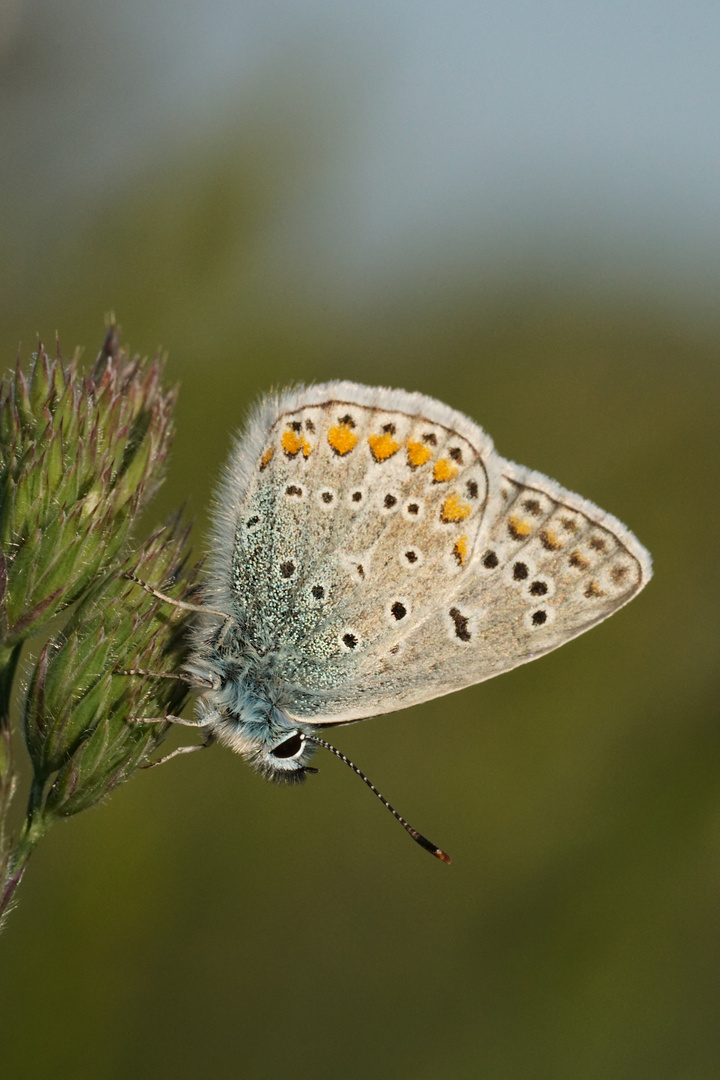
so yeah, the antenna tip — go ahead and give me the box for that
[413,830,452,864]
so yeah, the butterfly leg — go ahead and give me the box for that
[124,572,228,618]
[142,733,215,769]
[127,714,216,768]
[127,713,207,728]
[115,666,215,689]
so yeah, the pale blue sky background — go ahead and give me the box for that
[2,0,719,311]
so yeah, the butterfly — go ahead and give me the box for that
[130,382,652,861]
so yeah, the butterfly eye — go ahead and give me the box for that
[271,733,304,759]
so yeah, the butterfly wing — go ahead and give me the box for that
[288,459,651,721]
[210,382,651,724]
[210,381,500,671]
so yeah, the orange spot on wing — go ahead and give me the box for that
[282,429,312,458]
[452,535,469,565]
[327,423,358,456]
[440,494,472,523]
[433,458,459,483]
[260,447,274,470]
[539,527,563,551]
[508,515,532,539]
[406,439,432,467]
[368,432,400,462]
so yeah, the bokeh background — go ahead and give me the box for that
[2,3,719,1078]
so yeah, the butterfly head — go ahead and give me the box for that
[205,699,318,783]
[256,727,319,783]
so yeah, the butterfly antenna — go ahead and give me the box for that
[305,734,451,864]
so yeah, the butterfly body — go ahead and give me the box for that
[183,381,652,786]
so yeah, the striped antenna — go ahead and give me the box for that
[305,734,451,864]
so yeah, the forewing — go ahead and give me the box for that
[212,383,500,701]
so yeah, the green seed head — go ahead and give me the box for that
[24,517,200,817]
[0,327,175,646]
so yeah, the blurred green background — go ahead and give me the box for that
[1,3,719,1078]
